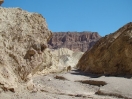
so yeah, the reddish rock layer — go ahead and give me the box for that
[48,31,101,52]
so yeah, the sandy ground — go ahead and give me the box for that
[0,69,132,99]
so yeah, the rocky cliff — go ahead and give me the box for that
[48,32,101,52]
[77,22,132,75]
[0,7,59,91]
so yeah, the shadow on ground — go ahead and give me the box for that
[70,69,102,78]
[71,69,132,79]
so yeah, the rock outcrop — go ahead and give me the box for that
[51,48,84,68]
[77,22,132,75]
[0,0,4,5]
[0,7,57,90]
[48,32,101,52]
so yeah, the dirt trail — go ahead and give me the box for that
[32,69,127,99]
[1,69,132,99]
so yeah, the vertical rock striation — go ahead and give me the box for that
[48,32,101,52]
[77,22,132,75]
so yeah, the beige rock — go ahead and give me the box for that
[27,79,35,91]
[51,48,84,71]
[77,22,132,75]
[0,7,53,90]
[30,48,59,75]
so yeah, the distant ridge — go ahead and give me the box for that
[48,31,101,52]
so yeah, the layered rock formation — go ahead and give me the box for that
[0,0,4,5]
[77,22,132,75]
[48,32,101,52]
[51,48,84,68]
[0,7,59,90]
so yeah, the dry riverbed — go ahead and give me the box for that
[0,69,132,99]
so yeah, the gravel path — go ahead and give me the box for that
[32,69,125,99]
[1,69,132,99]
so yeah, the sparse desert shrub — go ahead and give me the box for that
[58,66,71,73]
[67,66,71,72]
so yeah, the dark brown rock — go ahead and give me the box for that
[0,0,4,5]
[48,31,101,52]
[77,22,132,75]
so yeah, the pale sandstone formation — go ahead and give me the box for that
[48,32,101,52]
[51,48,84,69]
[0,7,59,91]
[0,0,4,5]
[77,22,132,75]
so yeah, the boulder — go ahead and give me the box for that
[77,22,132,75]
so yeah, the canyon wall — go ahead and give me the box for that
[0,7,58,90]
[0,7,85,92]
[77,22,132,75]
[48,32,101,52]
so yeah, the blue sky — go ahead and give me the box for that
[2,0,132,36]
